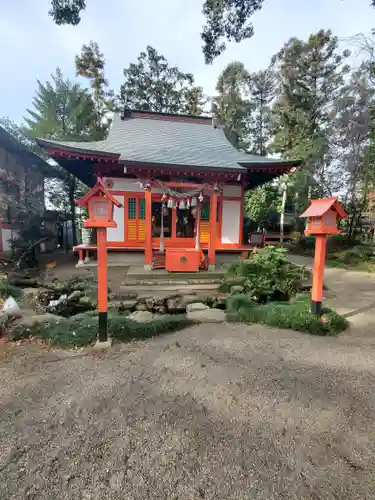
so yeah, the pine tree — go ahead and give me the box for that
[248,67,275,155]
[330,65,375,240]
[270,30,350,217]
[25,69,97,246]
[75,41,115,137]
[212,61,252,148]
[49,0,86,25]
[202,0,265,63]
[119,46,205,115]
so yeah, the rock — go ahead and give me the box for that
[145,297,155,310]
[166,294,202,313]
[121,300,137,311]
[67,290,84,301]
[175,290,197,297]
[181,295,201,307]
[116,289,138,300]
[231,285,245,295]
[129,311,153,323]
[22,287,55,313]
[135,302,147,311]
[9,277,39,287]
[187,308,226,323]
[186,302,209,313]
[166,295,185,313]
[17,313,62,329]
[109,300,136,312]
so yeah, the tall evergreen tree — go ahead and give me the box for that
[212,61,252,148]
[75,41,115,136]
[202,0,264,63]
[247,67,275,155]
[201,0,375,63]
[119,46,205,115]
[25,69,97,246]
[270,30,350,216]
[49,0,86,25]
[330,65,375,239]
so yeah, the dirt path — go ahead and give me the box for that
[1,321,375,499]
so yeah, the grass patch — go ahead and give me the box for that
[10,312,195,348]
[226,294,347,336]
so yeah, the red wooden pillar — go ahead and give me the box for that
[144,186,152,269]
[208,190,218,269]
[97,227,108,341]
[311,235,327,316]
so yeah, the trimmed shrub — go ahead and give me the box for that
[226,294,347,336]
[222,246,307,303]
[10,312,195,348]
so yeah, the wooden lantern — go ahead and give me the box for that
[300,197,348,316]
[76,178,121,229]
[75,178,122,344]
[301,197,347,236]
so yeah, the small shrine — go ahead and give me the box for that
[75,178,122,343]
[300,197,348,316]
[301,197,348,236]
[37,109,301,271]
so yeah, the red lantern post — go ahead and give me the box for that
[76,178,122,344]
[300,197,348,316]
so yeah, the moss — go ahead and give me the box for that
[10,311,195,348]
[226,294,347,336]
[0,282,22,300]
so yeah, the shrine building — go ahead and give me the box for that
[36,109,300,271]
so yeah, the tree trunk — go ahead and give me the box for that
[280,185,287,245]
[68,174,77,247]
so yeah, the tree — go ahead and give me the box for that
[25,69,98,246]
[202,0,265,64]
[247,67,275,155]
[119,46,206,115]
[75,41,115,136]
[201,0,375,63]
[46,1,375,64]
[49,0,86,25]
[212,61,252,148]
[270,30,350,220]
[330,65,375,241]
[245,182,279,228]
[0,119,53,266]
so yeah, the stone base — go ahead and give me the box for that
[93,338,113,350]
[144,264,152,271]
[208,264,216,271]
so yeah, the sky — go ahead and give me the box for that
[0,0,374,124]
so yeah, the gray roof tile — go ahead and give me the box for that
[37,113,299,172]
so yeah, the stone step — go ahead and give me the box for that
[127,271,225,281]
[119,283,220,292]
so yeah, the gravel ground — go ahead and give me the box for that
[1,323,375,500]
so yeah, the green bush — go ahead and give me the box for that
[223,246,307,303]
[10,312,195,348]
[0,281,22,299]
[218,277,247,293]
[226,294,254,312]
[227,294,347,336]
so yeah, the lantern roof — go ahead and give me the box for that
[300,197,348,219]
[76,177,122,207]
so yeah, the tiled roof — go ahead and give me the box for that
[36,112,300,172]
